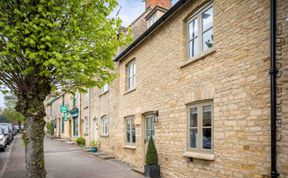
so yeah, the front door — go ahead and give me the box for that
[73,117,79,137]
[144,114,155,161]
[68,119,72,139]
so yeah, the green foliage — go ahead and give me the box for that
[145,137,158,166]
[46,120,54,135]
[3,109,25,123]
[90,140,98,147]
[76,137,85,146]
[0,0,131,96]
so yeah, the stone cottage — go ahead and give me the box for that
[45,0,288,177]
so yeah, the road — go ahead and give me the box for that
[0,135,144,178]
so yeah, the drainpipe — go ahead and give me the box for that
[270,0,279,177]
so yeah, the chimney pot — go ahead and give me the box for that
[144,0,172,10]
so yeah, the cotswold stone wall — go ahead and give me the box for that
[95,0,278,177]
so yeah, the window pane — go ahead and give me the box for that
[189,18,198,40]
[202,28,213,51]
[189,40,193,58]
[190,108,197,127]
[193,37,199,57]
[190,129,197,148]
[203,105,212,126]
[131,118,136,143]
[202,7,213,31]
[127,130,131,143]
[133,63,136,76]
[203,128,212,149]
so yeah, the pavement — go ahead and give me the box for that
[0,135,144,178]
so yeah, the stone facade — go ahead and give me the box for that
[43,0,288,177]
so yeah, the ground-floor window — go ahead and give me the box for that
[84,116,89,135]
[125,116,136,145]
[101,115,109,136]
[73,117,78,137]
[61,117,64,133]
[188,101,213,151]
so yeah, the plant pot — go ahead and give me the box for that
[144,165,160,178]
[91,147,98,152]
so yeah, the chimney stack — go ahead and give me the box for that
[144,0,172,10]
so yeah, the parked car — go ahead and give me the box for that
[0,125,9,147]
[0,124,13,144]
[12,125,18,136]
[0,126,7,151]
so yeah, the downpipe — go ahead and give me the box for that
[269,0,279,177]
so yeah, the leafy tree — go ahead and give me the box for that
[3,94,25,129]
[145,137,158,166]
[0,0,130,177]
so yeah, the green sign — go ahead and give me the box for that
[64,112,68,121]
[70,108,79,117]
[60,105,68,113]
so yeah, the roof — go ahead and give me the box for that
[114,0,189,62]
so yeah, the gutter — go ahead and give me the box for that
[269,0,279,177]
[114,0,189,62]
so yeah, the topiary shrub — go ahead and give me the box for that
[76,137,86,146]
[145,137,158,166]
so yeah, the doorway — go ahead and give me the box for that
[143,114,155,162]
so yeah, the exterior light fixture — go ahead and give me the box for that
[154,110,159,122]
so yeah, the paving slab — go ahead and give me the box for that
[2,136,144,178]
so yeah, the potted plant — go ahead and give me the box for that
[145,137,160,178]
[90,140,98,152]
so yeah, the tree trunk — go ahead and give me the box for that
[16,90,49,178]
[18,121,21,132]
[24,115,46,178]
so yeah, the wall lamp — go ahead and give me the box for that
[154,110,159,122]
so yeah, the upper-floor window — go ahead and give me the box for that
[127,60,136,90]
[84,116,89,135]
[71,95,77,108]
[148,13,157,28]
[188,101,213,152]
[101,84,109,94]
[85,91,89,107]
[125,116,136,145]
[101,115,109,136]
[187,4,213,59]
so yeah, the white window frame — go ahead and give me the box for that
[127,60,136,90]
[101,115,109,136]
[84,116,89,135]
[125,116,136,145]
[101,83,109,94]
[85,91,89,107]
[187,3,214,59]
[187,101,213,153]
[148,13,158,28]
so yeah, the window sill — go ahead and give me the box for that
[183,151,215,161]
[99,91,109,97]
[100,134,109,137]
[180,49,216,69]
[123,88,136,95]
[123,145,136,150]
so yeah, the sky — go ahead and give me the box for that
[111,0,179,27]
[0,0,179,109]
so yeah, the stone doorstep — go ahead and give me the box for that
[131,167,145,175]
[65,141,77,145]
[90,152,115,159]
